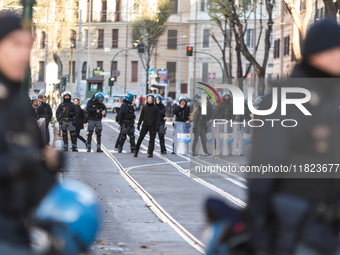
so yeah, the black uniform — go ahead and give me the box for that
[0,73,56,251]
[135,103,160,157]
[156,103,167,153]
[173,104,190,122]
[56,98,79,151]
[192,103,213,155]
[217,97,234,121]
[86,98,106,151]
[37,102,52,144]
[74,105,87,145]
[245,61,340,255]
[118,99,136,152]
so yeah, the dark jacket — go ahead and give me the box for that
[246,62,340,253]
[193,103,213,131]
[0,73,56,247]
[156,103,166,124]
[138,103,160,127]
[56,101,78,123]
[118,99,135,125]
[173,104,190,122]
[86,99,107,121]
[217,98,234,121]
[37,102,52,125]
[74,105,84,130]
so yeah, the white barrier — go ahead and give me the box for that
[174,122,191,154]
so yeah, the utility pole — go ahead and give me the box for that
[280,0,284,78]
[177,11,182,96]
[22,0,36,99]
[77,10,82,98]
[70,45,74,93]
[86,0,92,79]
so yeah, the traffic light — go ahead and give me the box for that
[108,77,115,86]
[138,43,145,54]
[187,46,193,56]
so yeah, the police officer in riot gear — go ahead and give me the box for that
[217,90,234,121]
[56,91,79,152]
[118,92,136,153]
[134,94,160,158]
[86,92,106,153]
[155,94,167,154]
[173,95,190,123]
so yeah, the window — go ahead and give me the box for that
[112,29,118,48]
[69,61,75,76]
[101,1,107,22]
[170,0,178,13]
[300,0,305,11]
[114,0,120,21]
[131,61,138,82]
[167,30,177,49]
[40,31,46,49]
[97,61,103,70]
[201,0,205,11]
[112,61,118,82]
[225,29,231,48]
[70,30,76,48]
[38,61,45,82]
[82,62,87,80]
[86,0,89,22]
[181,83,187,94]
[98,29,104,48]
[202,63,209,82]
[167,62,176,84]
[202,29,210,48]
[274,39,280,59]
[246,29,253,48]
[84,30,89,48]
[284,36,290,56]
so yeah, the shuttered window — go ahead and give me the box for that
[112,29,118,48]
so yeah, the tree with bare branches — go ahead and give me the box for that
[131,0,173,94]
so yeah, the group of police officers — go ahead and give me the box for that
[56,91,190,158]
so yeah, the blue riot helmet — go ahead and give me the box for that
[147,93,155,104]
[63,91,72,102]
[94,92,104,102]
[124,92,134,102]
[179,95,187,105]
[155,94,162,105]
[34,181,100,255]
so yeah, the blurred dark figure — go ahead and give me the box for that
[0,14,60,255]
[31,99,39,120]
[191,97,213,157]
[245,19,340,255]
[37,94,52,144]
[73,97,87,147]
[217,91,234,121]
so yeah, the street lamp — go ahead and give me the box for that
[70,44,75,94]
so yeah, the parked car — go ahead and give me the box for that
[105,95,125,113]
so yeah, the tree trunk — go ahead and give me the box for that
[323,0,337,20]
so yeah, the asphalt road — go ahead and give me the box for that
[58,112,249,254]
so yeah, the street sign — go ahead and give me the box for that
[208,73,212,79]
[213,73,216,79]
[140,83,145,88]
[149,69,156,75]
[112,70,120,77]
[100,72,110,76]
[104,48,110,52]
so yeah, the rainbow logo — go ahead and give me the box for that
[197,82,223,106]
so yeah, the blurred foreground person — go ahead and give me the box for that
[0,14,61,254]
[245,19,340,255]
